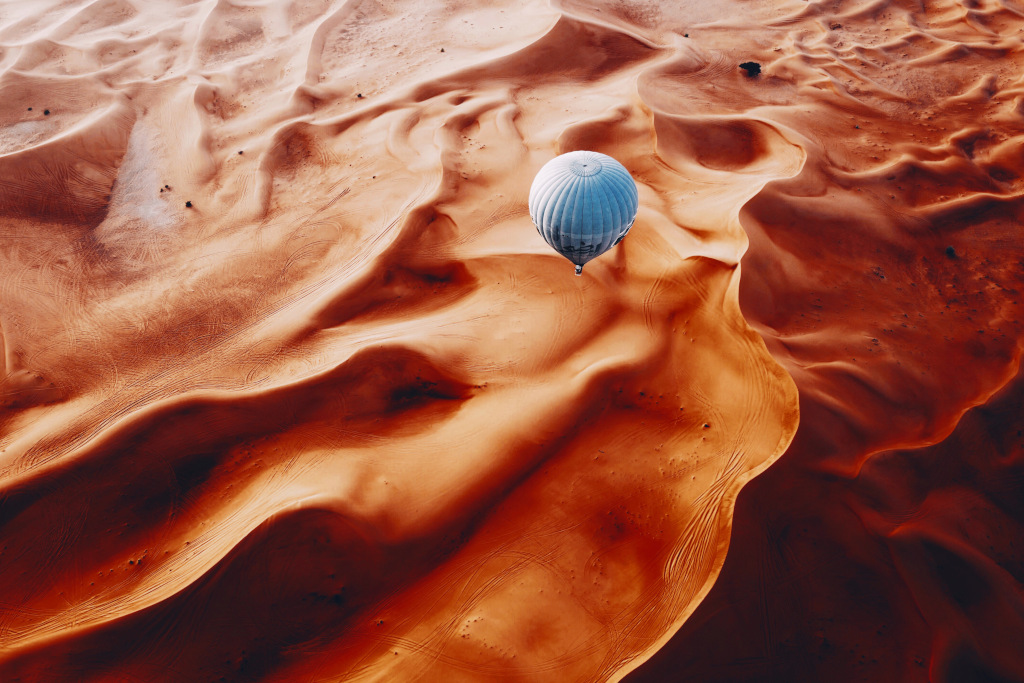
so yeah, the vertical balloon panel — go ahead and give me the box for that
[528,151,639,275]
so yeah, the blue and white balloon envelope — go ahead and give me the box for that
[528,151,639,275]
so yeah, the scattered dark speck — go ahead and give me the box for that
[946,246,957,259]
[165,184,170,190]
[829,22,842,30]
[43,109,50,115]
[855,125,860,129]
[440,48,445,52]
[185,201,192,208]
[684,33,689,37]
[703,423,710,429]
[357,93,363,98]
[238,150,243,155]
[128,560,134,565]
[27,107,32,111]
[739,62,761,77]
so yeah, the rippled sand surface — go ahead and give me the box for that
[1,1,1022,681]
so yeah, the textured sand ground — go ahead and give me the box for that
[0,1,1022,682]
[627,0,1024,681]
[0,1,799,680]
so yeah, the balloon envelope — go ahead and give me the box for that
[528,151,639,274]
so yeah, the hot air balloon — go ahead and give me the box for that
[528,150,639,275]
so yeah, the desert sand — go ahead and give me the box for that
[0,0,1021,681]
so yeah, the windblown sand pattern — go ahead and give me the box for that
[0,0,1022,682]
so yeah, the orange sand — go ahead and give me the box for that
[1,1,1022,682]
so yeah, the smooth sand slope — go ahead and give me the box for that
[0,0,800,681]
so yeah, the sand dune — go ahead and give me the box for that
[0,1,798,681]
[0,0,1021,681]
[625,0,1024,681]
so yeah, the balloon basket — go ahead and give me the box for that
[575,264,583,276]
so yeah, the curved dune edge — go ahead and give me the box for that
[606,291,801,683]
[0,1,815,681]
